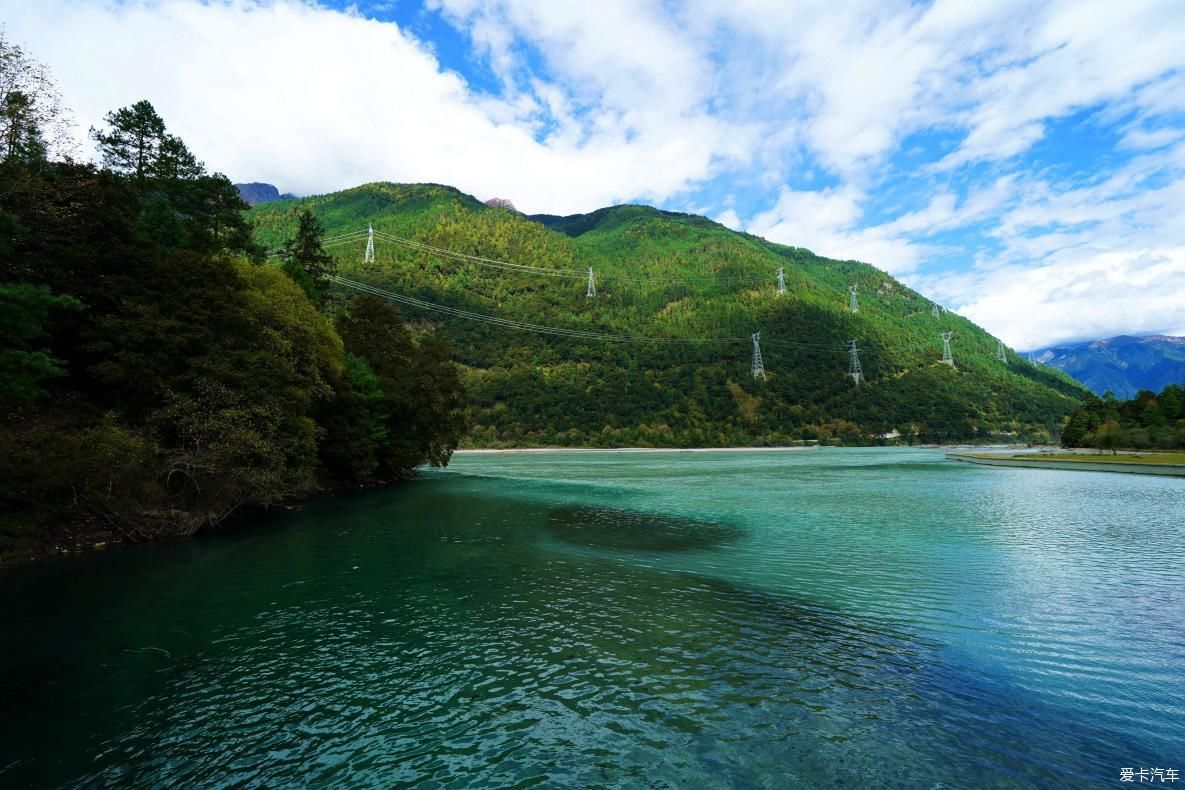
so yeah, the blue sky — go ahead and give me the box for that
[6,0,1185,348]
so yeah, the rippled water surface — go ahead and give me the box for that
[3,448,1184,787]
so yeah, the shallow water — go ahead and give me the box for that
[2,448,1183,786]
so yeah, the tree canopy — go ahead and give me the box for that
[0,39,466,560]
[89,99,260,260]
[1062,383,1185,451]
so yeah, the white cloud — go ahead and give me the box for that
[714,208,741,231]
[934,1,1185,170]
[690,0,1185,177]
[3,0,750,215]
[948,247,1185,350]
[742,185,929,274]
[914,148,1185,347]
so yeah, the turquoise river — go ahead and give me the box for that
[2,448,1184,787]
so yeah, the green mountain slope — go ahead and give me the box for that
[249,182,1087,447]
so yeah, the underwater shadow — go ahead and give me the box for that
[543,505,744,551]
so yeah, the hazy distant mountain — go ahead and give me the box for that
[1031,335,1185,398]
[483,197,518,212]
[235,182,295,206]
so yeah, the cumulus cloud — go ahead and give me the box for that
[914,146,1185,347]
[743,186,931,275]
[944,247,1185,350]
[4,0,750,214]
[713,208,742,231]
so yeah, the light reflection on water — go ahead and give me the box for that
[1,448,1182,786]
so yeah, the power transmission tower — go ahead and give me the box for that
[848,339,864,384]
[776,267,786,295]
[849,284,859,313]
[751,332,766,380]
[932,303,940,317]
[586,267,596,298]
[997,340,1008,364]
[941,331,955,367]
[364,224,375,264]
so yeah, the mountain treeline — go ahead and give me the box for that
[0,36,463,560]
[1061,382,1185,452]
[250,184,1088,448]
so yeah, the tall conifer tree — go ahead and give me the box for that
[282,208,334,302]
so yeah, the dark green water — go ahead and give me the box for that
[2,448,1183,787]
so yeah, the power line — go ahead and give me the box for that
[329,275,847,353]
[369,228,780,287]
[373,230,583,278]
[332,275,746,344]
[266,232,368,260]
[271,226,952,325]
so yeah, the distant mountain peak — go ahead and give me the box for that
[484,197,518,212]
[235,182,295,206]
[1032,334,1185,397]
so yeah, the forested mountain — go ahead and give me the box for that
[1032,335,1185,399]
[250,183,1088,447]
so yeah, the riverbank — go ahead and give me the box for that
[454,445,823,456]
[454,443,1042,456]
[947,451,1185,477]
[0,474,414,570]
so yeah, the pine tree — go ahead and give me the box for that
[90,100,167,189]
[282,208,334,301]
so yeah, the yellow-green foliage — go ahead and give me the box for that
[250,183,1089,447]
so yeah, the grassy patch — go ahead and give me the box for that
[1012,452,1185,465]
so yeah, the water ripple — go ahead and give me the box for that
[0,448,1181,787]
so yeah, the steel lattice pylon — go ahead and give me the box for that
[364,225,375,264]
[941,331,955,367]
[848,339,863,385]
[751,332,766,380]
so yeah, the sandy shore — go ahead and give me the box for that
[452,444,1037,456]
[453,445,823,456]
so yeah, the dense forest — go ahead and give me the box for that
[0,37,463,561]
[1061,382,1185,452]
[250,184,1088,448]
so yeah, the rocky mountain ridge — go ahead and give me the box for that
[234,182,296,206]
[1032,334,1185,398]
